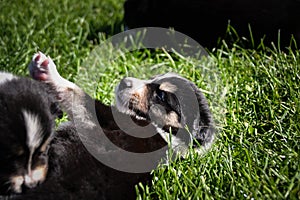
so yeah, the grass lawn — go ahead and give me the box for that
[0,0,299,199]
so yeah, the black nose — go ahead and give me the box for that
[119,78,132,91]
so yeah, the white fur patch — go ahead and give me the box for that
[23,110,44,181]
[0,72,16,85]
[24,165,47,188]
[23,110,43,150]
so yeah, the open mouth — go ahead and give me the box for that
[130,105,149,121]
[115,90,149,121]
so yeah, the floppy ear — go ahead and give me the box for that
[189,83,215,148]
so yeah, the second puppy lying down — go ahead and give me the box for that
[0,72,61,195]
[11,52,214,199]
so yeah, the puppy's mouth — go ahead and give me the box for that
[7,164,48,194]
[128,102,149,120]
[115,75,184,130]
[115,87,149,121]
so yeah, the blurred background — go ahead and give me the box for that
[124,0,300,49]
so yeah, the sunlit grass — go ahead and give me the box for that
[0,0,299,199]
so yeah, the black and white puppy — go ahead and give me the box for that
[0,72,60,195]
[5,52,214,200]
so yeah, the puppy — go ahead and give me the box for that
[5,52,214,200]
[29,53,214,153]
[0,72,60,195]
[115,73,215,151]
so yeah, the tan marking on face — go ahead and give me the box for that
[40,136,52,152]
[159,82,177,93]
[131,86,149,113]
[10,175,24,193]
[165,111,182,128]
[149,105,181,128]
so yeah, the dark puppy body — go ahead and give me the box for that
[8,122,153,200]
[2,52,214,200]
[7,104,162,200]
[0,73,60,195]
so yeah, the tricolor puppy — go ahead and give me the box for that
[30,53,214,154]
[0,72,60,194]
[7,52,214,200]
[115,73,215,151]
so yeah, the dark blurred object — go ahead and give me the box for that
[124,0,300,49]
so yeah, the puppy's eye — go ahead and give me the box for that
[156,89,167,102]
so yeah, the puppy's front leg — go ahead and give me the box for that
[29,52,96,128]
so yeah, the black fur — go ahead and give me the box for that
[0,77,60,195]
[7,102,165,200]
[1,72,214,200]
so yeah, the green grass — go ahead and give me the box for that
[0,0,299,199]
[136,45,300,199]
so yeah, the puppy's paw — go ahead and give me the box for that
[29,52,59,82]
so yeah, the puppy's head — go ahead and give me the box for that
[115,72,214,147]
[0,76,59,194]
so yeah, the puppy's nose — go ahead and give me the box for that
[119,78,132,91]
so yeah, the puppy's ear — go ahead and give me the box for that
[189,83,215,148]
[50,102,63,119]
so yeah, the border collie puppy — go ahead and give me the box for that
[29,52,214,153]
[4,52,214,200]
[0,72,60,195]
[115,72,215,151]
